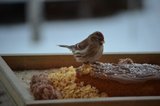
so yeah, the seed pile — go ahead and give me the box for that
[48,66,107,99]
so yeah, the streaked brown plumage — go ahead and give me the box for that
[58,31,105,63]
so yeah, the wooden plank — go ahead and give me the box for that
[2,53,160,70]
[0,81,16,106]
[0,57,33,106]
[25,97,160,106]
[2,54,80,70]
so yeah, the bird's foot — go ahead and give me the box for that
[92,61,102,65]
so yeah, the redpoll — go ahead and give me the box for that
[58,31,105,64]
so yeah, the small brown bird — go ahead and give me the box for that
[58,31,105,64]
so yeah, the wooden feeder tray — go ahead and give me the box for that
[0,53,160,106]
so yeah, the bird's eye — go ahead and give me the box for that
[95,32,100,35]
[96,38,100,41]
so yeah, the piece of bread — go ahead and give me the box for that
[76,58,160,96]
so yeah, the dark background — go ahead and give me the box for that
[0,0,142,24]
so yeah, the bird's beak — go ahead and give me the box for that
[101,40,105,44]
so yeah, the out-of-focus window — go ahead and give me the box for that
[0,0,143,24]
[1,0,160,54]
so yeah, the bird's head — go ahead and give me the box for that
[90,31,105,45]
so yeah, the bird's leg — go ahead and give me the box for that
[83,61,90,65]
[76,62,92,75]
[76,62,89,73]
[83,62,92,68]
[92,61,102,65]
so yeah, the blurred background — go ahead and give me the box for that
[0,0,160,55]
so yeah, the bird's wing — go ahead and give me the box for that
[82,43,99,57]
[74,38,89,50]
[71,38,89,55]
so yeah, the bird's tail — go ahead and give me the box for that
[58,45,72,49]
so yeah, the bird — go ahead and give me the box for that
[58,31,105,64]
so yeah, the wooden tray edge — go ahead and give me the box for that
[0,57,33,106]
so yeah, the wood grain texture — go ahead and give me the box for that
[2,53,160,70]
